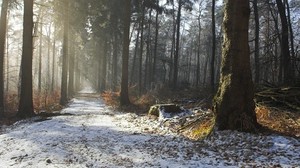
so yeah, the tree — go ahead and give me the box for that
[152,0,160,84]
[17,0,35,118]
[253,0,260,84]
[0,0,9,117]
[172,0,183,89]
[120,0,131,106]
[171,0,195,89]
[211,0,216,91]
[213,0,259,132]
[276,0,292,84]
[60,0,69,106]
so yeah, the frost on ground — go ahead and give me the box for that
[0,90,299,168]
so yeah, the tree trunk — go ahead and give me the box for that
[38,17,42,93]
[120,0,131,106]
[46,24,51,94]
[211,0,216,92]
[112,32,119,91]
[0,0,9,117]
[169,2,176,85]
[173,0,182,90]
[138,3,145,95]
[213,0,259,132]
[276,0,292,85]
[18,0,35,118]
[285,0,295,82]
[196,14,201,87]
[253,0,260,84]
[100,37,108,92]
[51,29,56,92]
[130,19,140,85]
[60,0,69,106]
[68,39,75,97]
[152,0,159,84]
[144,9,152,90]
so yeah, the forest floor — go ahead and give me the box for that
[0,88,299,167]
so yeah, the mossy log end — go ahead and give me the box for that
[148,104,182,117]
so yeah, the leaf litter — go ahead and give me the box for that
[0,88,299,168]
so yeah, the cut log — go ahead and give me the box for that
[148,104,192,120]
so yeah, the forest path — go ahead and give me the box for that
[0,88,299,167]
[0,89,206,167]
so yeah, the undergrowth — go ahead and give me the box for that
[0,90,62,125]
[102,86,300,138]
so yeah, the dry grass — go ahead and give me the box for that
[182,115,215,140]
[0,90,62,126]
[102,86,300,138]
[256,105,300,137]
[33,90,62,113]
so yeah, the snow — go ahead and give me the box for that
[0,89,299,167]
[159,107,192,121]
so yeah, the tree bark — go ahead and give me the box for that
[276,0,292,84]
[130,19,140,85]
[112,32,119,91]
[285,0,295,82]
[211,0,216,92]
[38,22,42,93]
[213,0,259,132]
[18,0,35,118]
[138,2,145,95]
[51,27,56,92]
[0,0,9,117]
[253,0,260,84]
[120,0,131,106]
[173,0,182,90]
[152,0,159,84]
[68,38,75,97]
[60,0,69,106]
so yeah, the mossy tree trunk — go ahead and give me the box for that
[213,0,259,132]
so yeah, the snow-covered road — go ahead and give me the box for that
[0,90,299,168]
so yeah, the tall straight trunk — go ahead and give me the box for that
[276,0,292,84]
[169,2,176,85]
[285,0,295,80]
[138,4,145,95]
[97,42,102,92]
[211,0,216,92]
[203,57,208,86]
[120,0,131,106]
[100,37,108,92]
[152,1,159,83]
[130,20,140,84]
[253,0,260,84]
[112,32,118,91]
[6,19,9,93]
[51,30,56,92]
[0,0,9,116]
[75,56,80,92]
[18,0,35,118]
[145,9,152,89]
[68,40,75,97]
[268,4,282,82]
[213,0,259,132]
[173,0,182,89]
[60,0,69,106]
[47,24,51,92]
[196,15,201,87]
[38,23,42,93]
